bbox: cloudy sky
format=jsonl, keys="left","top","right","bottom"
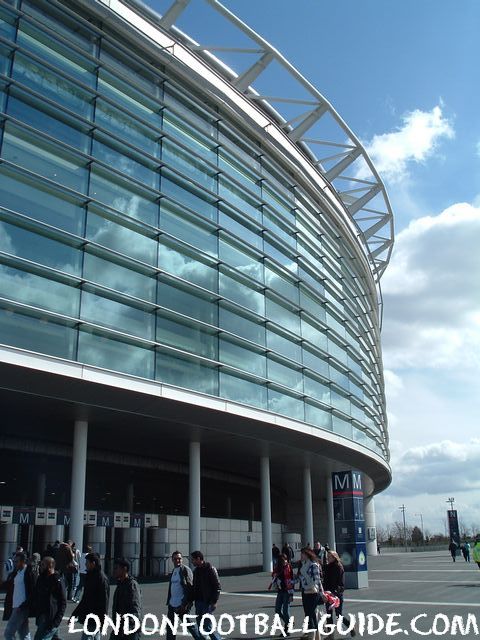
{"left": 147, "top": 0, "right": 480, "bottom": 534}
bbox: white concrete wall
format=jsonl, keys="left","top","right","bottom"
{"left": 166, "top": 515, "right": 287, "bottom": 570}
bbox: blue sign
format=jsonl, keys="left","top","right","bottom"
{"left": 332, "top": 471, "right": 368, "bottom": 576}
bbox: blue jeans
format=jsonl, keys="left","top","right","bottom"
{"left": 33, "top": 616, "right": 58, "bottom": 640}
{"left": 275, "top": 590, "right": 291, "bottom": 627}
{"left": 195, "top": 601, "right": 222, "bottom": 640}
{"left": 4, "top": 607, "right": 31, "bottom": 640}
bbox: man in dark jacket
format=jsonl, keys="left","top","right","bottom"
{"left": 3, "top": 552, "right": 35, "bottom": 640}
{"left": 111, "top": 559, "right": 141, "bottom": 640}
{"left": 33, "top": 557, "right": 66, "bottom": 640}
{"left": 71, "top": 553, "right": 110, "bottom": 640}
{"left": 190, "top": 551, "right": 221, "bottom": 640}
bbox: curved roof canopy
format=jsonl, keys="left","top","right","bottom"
{"left": 129, "top": 0, "right": 394, "bottom": 282}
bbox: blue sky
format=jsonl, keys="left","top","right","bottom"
{"left": 146, "top": 0, "right": 480, "bottom": 535}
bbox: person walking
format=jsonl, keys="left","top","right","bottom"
{"left": 3, "top": 552, "right": 35, "bottom": 640}
{"left": 448, "top": 540, "right": 458, "bottom": 562}
{"left": 272, "top": 544, "right": 280, "bottom": 570}
{"left": 72, "top": 546, "right": 92, "bottom": 603}
{"left": 165, "top": 551, "right": 201, "bottom": 640}
{"left": 270, "top": 553, "right": 293, "bottom": 634}
{"left": 71, "top": 552, "right": 110, "bottom": 640}
{"left": 190, "top": 551, "right": 222, "bottom": 640}
{"left": 32, "top": 557, "right": 66, "bottom": 640}
{"left": 323, "top": 550, "right": 356, "bottom": 637}
{"left": 111, "top": 559, "right": 141, "bottom": 640}
{"left": 461, "top": 542, "right": 471, "bottom": 563}
{"left": 71, "top": 544, "right": 81, "bottom": 603}
{"left": 313, "top": 542, "right": 324, "bottom": 563}
{"left": 55, "top": 543, "right": 75, "bottom": 600}
{"left": 472, "top": 538, "right": 480, "bottom": 569}
{"left": 28, "top": 555, "right": 41, "bottom": 585}
{"left": 298, "top": 548, "right": 324, "bottom": 640}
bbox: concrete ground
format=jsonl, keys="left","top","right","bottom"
{"left": 1, "top": 551, "right": 479, "bottom": 639}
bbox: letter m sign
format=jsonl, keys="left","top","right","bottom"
{"left": 333, "top": 471, "right": 350, "bottom": 493}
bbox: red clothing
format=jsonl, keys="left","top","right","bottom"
{"left": 272, "top": 563, "right": 293, "bottom": 591}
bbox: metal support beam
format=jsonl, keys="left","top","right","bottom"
{"left": 288, "top": 103, "right": 328, "bottom": 142}
{"left": 159, "top": 0, "right": 191, "bottom": 29}
{"left": 325, "top": 147, "right": 362, "bottom": 182}
{"left": 233, "top": 51, "right": 275, "bottom": 92}
{"left": 347, "top": 184, "right": 382, "bottom": 216}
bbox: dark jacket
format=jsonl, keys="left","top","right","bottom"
{"left": 192, "top": 562, "right": 221, "bottom": 605}
{"left": 111, "top": 576, "right": 141, "bottom": 640}
{"left": 166, "top": 565, "right": 194, "bottom": 610}
{"left": 3, "top": 565, "right": 36, "bottom": 621}
{"left": 112, "top": 576, "right": 141, "bottom": 617}
{"left": 33, "top": 571, "right": 66, "bottom": 629}
{"left": 323, "top": 561, "right": 345, "bottom": 595}
{"left": 72, "top": 566, "right": 110, "bottom": 629}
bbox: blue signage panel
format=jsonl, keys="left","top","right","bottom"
{"left": 332, "top": 470, "right": 368, "bottom": 587}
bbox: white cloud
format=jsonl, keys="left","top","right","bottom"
{"left": 363, "top": 104, "right": 454, "bottom": 182}
{"left": 381, "top": 201, "right": 480, "bottom": 370}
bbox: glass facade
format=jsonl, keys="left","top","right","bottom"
{"left": 0, "top": 0, "right": 388, "bottom": 459}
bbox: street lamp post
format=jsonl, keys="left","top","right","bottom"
{"left": 399, "top": 505, "right": 408, "bottom": 552}
{"left": 415, "top": 513, "right": 424, "bottom": 549}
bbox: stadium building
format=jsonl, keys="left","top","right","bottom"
{"left": 0, "top": 0, "right": 393, "bottom": 577}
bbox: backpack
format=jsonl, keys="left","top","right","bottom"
{"left": 4, "top": 557, "right": 14, "bottom": 574}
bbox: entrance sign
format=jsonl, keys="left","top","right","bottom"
{"left": 332, "top": 470, "right": 368, "bottom": 589}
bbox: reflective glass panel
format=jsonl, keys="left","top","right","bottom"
{"left": 0, "top": 166, "right": 85, "bottom": 234}
{"left": 85, "top": 210, "right": 157, "bottom": 265}
{"left": 80, "top": 290, "right": 154, "bottom": 340}
{"left": 83, "top": 253, "right": 156, "bottom": 302}
{"left": 219, "top": 371, "right": 267, "bottom": 409}
{"left": 156, "top": 350, "right": 218, "bottom": 395}
{"left": 156, "top": 313, "right": 217, "bottom": 359}
{"left": 0, "top": 307, "right": 76, "bottom": 359}
{"left": 78, "top": 329, "right": 154, "bottom": 378}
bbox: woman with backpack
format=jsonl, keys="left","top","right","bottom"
{"left": 269, "top": 553, "right": 294, "bottom": 633}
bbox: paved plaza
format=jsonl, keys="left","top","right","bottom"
{"left": 2, "top": 551, "right": 479, "bottom": 639}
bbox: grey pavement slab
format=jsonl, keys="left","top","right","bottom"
{"left": 2, "top": 551, "right": 480, "bottom": 639}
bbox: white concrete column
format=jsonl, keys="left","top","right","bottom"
{"left": 303, "top": 466, "right": 314, "bottom": 547}
{"left": 364, "top": 495, "right": 377, "bottom": 556}
{"left": 260, "top": 456, "right": 272, "bottom": 572}
{"left": 70, "top": 420, "right": 88, "bottom": 553}
{"left": 37, "top": 472, "right": 46, "bottom": 507}
{"left": 126, "top": 483, "right": 134, "bottom": 512}
{"left": 326, "top": 476, "right": 336, "bottom": 551}
{"left": 189, "top": 441, "right": 201, "bottom": 553}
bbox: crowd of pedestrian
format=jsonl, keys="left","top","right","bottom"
{"left": 270, "top": 541, "right": 355, "bottom": 638}
{"left": 5, "top": 534, "right": 480, "bottom": 640}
